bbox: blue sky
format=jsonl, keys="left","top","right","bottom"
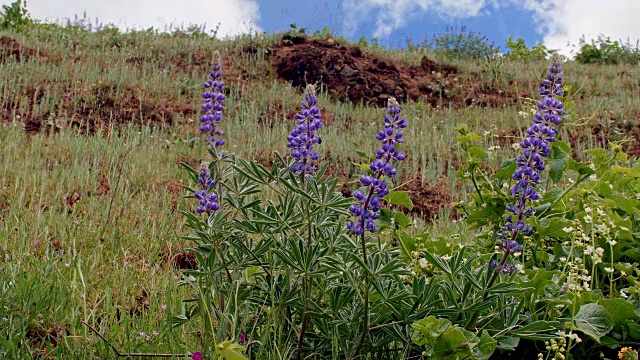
{"left": 4, "top": 0, "right": 640, "bottom": 55}
{"left": 257, "top": 0, "right": 542, "bottom": 51}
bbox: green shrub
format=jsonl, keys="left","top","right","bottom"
{"left": 409, "top": 26, "right": 499, "bottom": 60}
{"left": 505, "top": 36, "right": 550, "bottom": 61}
{"left": 0, "top": 0, "right": 32, "bottom": 32}
{"left": 575, "top": 35, "right": 640, "bottom": 65}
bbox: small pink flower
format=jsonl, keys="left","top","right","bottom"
{"left": 191, "top": 351, "right": 203, "bottom": 360}
{"left": 239, "top": 332, "right": 245, "bottom": 344}
{"left": 161, "top": 304, "right": 167, "bottom": 310}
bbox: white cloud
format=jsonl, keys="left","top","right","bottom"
{"left": 5, "top": 0, "right": 261, "bottom": 37}
{"left": 342, "top": 0, "right": 640, "bottom": 55}
{"left": 342, "top": 0, "right": 488, "bottom": 39}
{"left": 520, "top": 0, "right": 640, "bottom": 56}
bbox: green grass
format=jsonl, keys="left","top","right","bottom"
{"left": 1, "top": 25, "right": 639, "bottom": 358}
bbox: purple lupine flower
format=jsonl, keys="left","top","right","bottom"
{"left": 287, "top": 84, "right": 323, "bottom": 175}
{"left": 494, "top": 57, "right": 564, "bottom": 273}
{"left": 194, "top": 163, "right": 219, "bottom": 214}
{"left": 200, "top": 51, "right": 226, "bottom": 147}
{"left": 347, "top": 98, "right": 407, "bottom": 234}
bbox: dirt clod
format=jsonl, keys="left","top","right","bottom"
{"left": 272, "top": 37, "right": 519, "bottom": 108}
{"left": 173, "top": 251, "right": 198, "bottom": 270}
{"left": 400, "top": 176, "right": 451, "bottom": 220}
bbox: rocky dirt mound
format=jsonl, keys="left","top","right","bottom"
{"left": 271, "top": 35, "right": 522, "bottom": 108}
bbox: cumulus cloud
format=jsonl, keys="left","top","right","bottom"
{"left": 11, "top": 0, "right": 261, "bottom": 37}
{"left": 342, "top": 0, "right": 640, "bottom": 55}
{"left": 342, "top": 0, "right": 488, "bottom": 39}
{"left": 520, "top": 0, "right": 640, "bottom": 55}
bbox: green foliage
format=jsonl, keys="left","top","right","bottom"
{"left": 409, "top": 26, "right": 499, "bottom": 60}
{"left": 412, "top": 316, "right": 496, "bottom": 359}
{"left": 1, "top": 11, "right": 640, "bottom": 360}
{"left": 0, "top": 0, "right": 32, "bottom": 32}
{"left": 575, "top": 35, "right": 640, "bottom": 65}
{"left": 505, "top": 36, "right": 551, "bottom": 62}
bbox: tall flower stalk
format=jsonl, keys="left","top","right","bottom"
{"left": 347, "top": 98, "right": 407, "bottom": 235}
{"left": 467, "top": 56, "right": 565, "bottom": 329}
{"left": 194, "top": 51, "right": 226, "bottom": 214}
{"left": 287, "top": 84, "right": 323, "bottom": 176}
{"left": 191, "top": 51, "right": 229, "bottom": 355}
{"left": 200, "top": 51, "right": 226, "bottom": 148}
{"left": 287, "top": 85, "right": 323, "bottom": 360}
{"left": 348, "top": 98, "right": 406, "bottom": 358}
{"left": 496, "top": 56, "right": 564, "bottom": 273}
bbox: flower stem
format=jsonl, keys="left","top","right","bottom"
{"left": 351, "top": 227, "right": 371, "bottom": 359}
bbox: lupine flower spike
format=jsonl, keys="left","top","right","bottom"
{"left": 194, "top": 163, "right": 219, "bottom": 214}
{"left": 200, "top": 51, "right": 225, "bottom": 147}
{"left": 494, "top": 56, "right": 564, "bottom": 274}
{"left": 287, "top": 84, "right": 323, "bottom": 174}
{"left": 347, "top": 97, "right": 407, "bottom": 235}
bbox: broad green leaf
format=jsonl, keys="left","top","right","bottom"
{"left": 432, "top": 327, "right": 473, "bottom": 360}
{"left": 623, "top": 249, "right": 640, "bottom": 262}
{"left": 411, "top": 316, "right": 451, "bottom": 346}
{"left": 394, "top": 211, "right": 411, "bottom": 228}
{"left": 467, "top": 145, "right": 489, "bottom": 160}
{"left": 216, "top": 340, "right": 248, "bottom": 360}
{"left": 472, "top": 331, "right": 497, "bottom": 360}
{"left": 511, "top": 320, "right": 561, "bottom": 340}
{"left": 495, "top": 161, "right": 516, "bottom": 181}
{"left": 397, "top": 231, "right": 416, "bottom": 261}
{"left": 611, "top": 164, "right": 640, "bottom": 177}
{"left": 599, "top": 299, "right": 639, "bottom": 327}
{"left": 566, "top": 159, "right": 596, "bottom": 176}
{"left": 534, "top": 217, "right": 574, "bottom": 238}
{"left": 496, "top": 336, "right": 519, "bottom": 351}
{"left": 548, "top": 142, "right": 570, "bottom": 183}
{"left": 627, "top": 323, "right": 640, "bottom": 340}
{"left": 573, "top": 303, "right": 614, "bottom": 342}
{"left": 384, "top": 191, "right": 414, "bottom": 210}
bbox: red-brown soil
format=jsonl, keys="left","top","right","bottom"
{"left": 271, "top": 35, "right": 523, "bottom": 107}
{"left": 400, "top": 175, "right": 452, "bottom": 220}
{"left": 0, "top": 35, "right": 60, "bottom": 63}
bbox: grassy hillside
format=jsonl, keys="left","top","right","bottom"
{"left": 1, "top": 24, "right": 640, "bottom": 359}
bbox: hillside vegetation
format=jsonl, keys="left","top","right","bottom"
{"left": 1, "top": 10, "right": 640, "bottom": 360}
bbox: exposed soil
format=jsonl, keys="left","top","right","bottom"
{"left": 339, "top": 174, "right": 452, "bottom": 222}
{"left": 271, "top": 35, "right": 523, "bottom": 108}
{"left": 400, "top": 175, "right": 452, "bottom": 220}
{"left": 25, "top": 322, "right": 66, "bottom": 354}
{"left": 1, "top": 81, "right": 195, "bottom": 134}
{"left": 0, "top": 35, "right": 60, "bottom": 63}
{"left": 171, "top": 251, "right": 198, "bottom": 270}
